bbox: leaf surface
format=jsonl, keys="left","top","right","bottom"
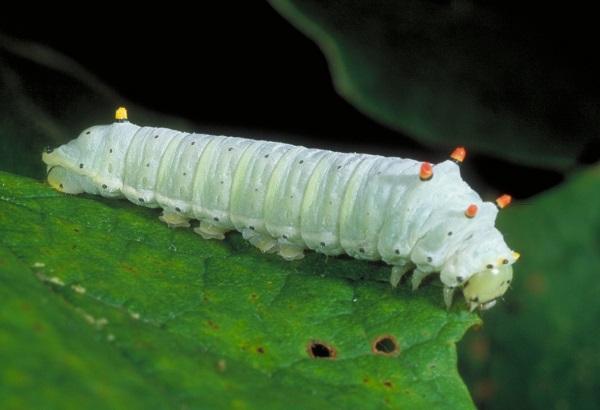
{"left": 0, "top": 171, "right": 479, "bottom": 409}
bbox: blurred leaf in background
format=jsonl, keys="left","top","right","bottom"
{"left": 460, "top": 167, "right": 600, "bottom": 409}
{"left": 269, "top": 0, "right": 600, "bottom": 170}
{"left": 0, "top": 33, "right": 196, "bottom": 179}
{"left": 0, "top": 171, "right": 479, "bottom": 409}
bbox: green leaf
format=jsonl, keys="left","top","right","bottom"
{"left": 268, "top": 0, "right": 600, "bottom": 170}
{"left": 459, "top": 167, "right": 600, "bottom": 409}
{"left": 0, "top": 171, "right": 479, "bottom": 409}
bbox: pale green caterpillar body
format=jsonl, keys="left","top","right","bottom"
{"left": 42, "top": 108, "right": 517, "bottom": 310}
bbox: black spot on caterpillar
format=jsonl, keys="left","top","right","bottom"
{"left": 41, "top": 108, "right": 518, "bottom": 311}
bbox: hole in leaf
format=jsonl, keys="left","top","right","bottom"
{"left": 307, "top": 341, "right": 336, "bottom": 359}
{"left": 372, "top": 335, "right": 399, "bottom": 356}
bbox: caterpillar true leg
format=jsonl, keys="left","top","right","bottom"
{"left": 159, "top": 211, "right": 191, "bottom": 228}
{"left": 443, "top": 286, "right": 456, "bottom": 309}
{"left": 389, "top": 264, "right": 413, "bottom": 288}
{"left": 411, "top": 268, "right": 433, "bottom": 291}
{"left": 194, "top": 221, "right": 229, "bottom": 240}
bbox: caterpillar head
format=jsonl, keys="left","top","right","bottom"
{"left": 441, "top": 227, "right": 517, "bottom": 311}
{"left": 462, "top": 264, "right": 513, "bottom": 311}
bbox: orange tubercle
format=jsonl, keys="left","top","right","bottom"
{"left": 465, "top": 204, "right": 478, "bottom": 218}
{"left": 450, "top": 146, "right": 466, "bottom": 163}
{"left": 496, "top": 194, "right": 512, "bottom": 209}
{"left": 419, "top": 162, "right": 433, "bottom": 181}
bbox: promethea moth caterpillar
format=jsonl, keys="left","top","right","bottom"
{"left": 42, "top": 107, "right": 519, "bottom": 311}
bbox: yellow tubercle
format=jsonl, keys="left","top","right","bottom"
{"left": 512, "top": 251, "right": 521, "bottom": 261}
{"left": 115, "top": 107, "right": 128, "bottom": 121}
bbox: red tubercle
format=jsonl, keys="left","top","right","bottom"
{"left": 419, "top": 162, "right": 433, "bottom": 181}
{"left": 450, "top": 146, "right": 466, "bottom": 163}
{"left": 465, "top": 204, "right": 478, "bottom": 218}
{"left": 496, "top": 194, "right": 512, "bottom": 209}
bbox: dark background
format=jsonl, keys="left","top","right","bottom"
{"left": 0, "top": 2, "right": 564, "bottom": 198}
{"left": 2, "top": 4, "right": 599, "bottom": 409}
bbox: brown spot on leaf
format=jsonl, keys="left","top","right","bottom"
{"left": 121, "top": 264, "right": 139, "bottom": 275}
{"left": 32, "top": 321, "right": 45, "bottom": 333}
{"left": 216, "top": 359, "right": 227, "bottom": 372}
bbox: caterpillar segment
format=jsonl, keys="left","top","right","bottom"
{"left": 41, "top": 107, "right": 518, "bottom": 311}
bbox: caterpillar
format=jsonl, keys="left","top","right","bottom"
{"left": 42, "top": 107, "right": 519, "bottom": 311}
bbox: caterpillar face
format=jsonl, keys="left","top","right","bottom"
{"left": 463, "top": 265, "right": 513, "bottom": 311}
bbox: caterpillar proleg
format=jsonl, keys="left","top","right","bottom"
{"left": 42, "top": 108, "right": 518, "bottom": 311}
